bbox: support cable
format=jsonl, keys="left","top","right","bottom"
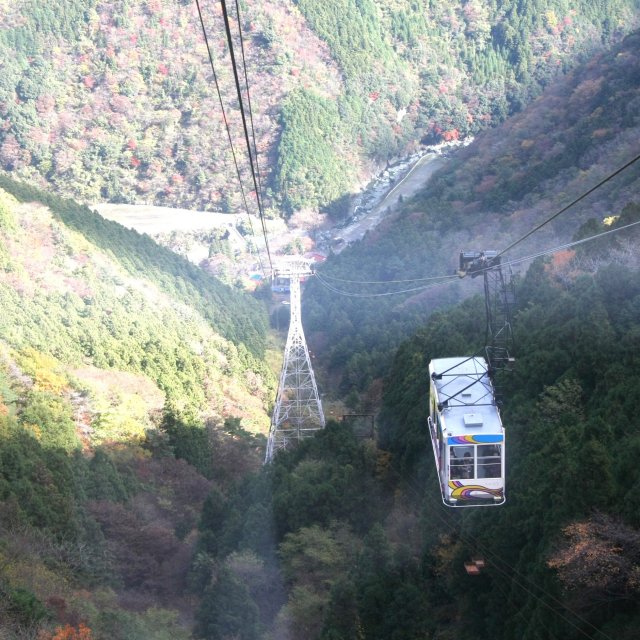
{"left": 319, "top": 154, "right": 640, "bottom": 288}
{"left": 219, "top": 0, "right": 273, "bottom": 271}
{"left": 315, "top": 219, "right": 640, "bottom": 298}
{"left": 314, "top": 270, "right": 455, "bottom": 298}
{"left": 495, "top": 153, "right": 640, "bottom": 259}
{"left": 473, "top": 545, "right": 606, "bottom": 640}
{"left": 193, "top": 0, "right": 265, "bottom": 275}
{"left": 500, "top": 218, "right": 640, "bottom": 268}
{"left": 428, "top": 503, "right": 613, "bottom": 640}
{"left": 233, "top": 0, "right": 267, "bottom": 213}
{"left": 317, "top": 271, "right": 460, "bottom": 285}
{"left": 383, "top": 165, "right": 640, "bottom": 640}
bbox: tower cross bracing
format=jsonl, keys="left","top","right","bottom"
{"left": 265, "top": 260, "right": 325, "bottom": 462}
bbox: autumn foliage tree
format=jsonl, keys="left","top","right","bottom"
{"left": 49, "top": 623, "right": 94, "bottom": 640}
{"left": 548, "top": 512, "right": 640, "bottom": 605}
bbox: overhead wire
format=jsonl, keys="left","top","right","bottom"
{"left": 386, "top": 262, "right": 618, "bottom": 640}
{"left": 379, "top": 451, "right": 607, "bottom": 640}
{"left": 314, "top": 219, "right": 640, "bottom": 298}
{"left": 190, "top": 8, "right": 640, "bottom": 283}
{"left": 340, "top": 360, "right": 614, "bottom": 639}
{"left": 489, "top": 576, "right": 552, "bottom": 640}
{"left": 500, "top": 218, "right": 640, "bottom": 268}
{"left": 313, "top": 91, "right": 637, "bottom": 640}
{"left": 193, "top": 0, "right": 266, "bottom": 275}
{"left": 317, "top": 228, "right": 638, "bottom": 638}
{"left": 495, "top": 152, "right": 640, "bottom": 258}
{"left": 219, "top": 0, "right": 273, "bottom": 271}
{"left": 314, "top": 270, "right": 456, "bottom": 298}
{"left": 477, "top": 548, "right": 606, "bottom": 640}
{"left": 316, "top": 270, "right": 460, "bottom": 285}
{"left": 312, "top": 120, "right": 626, "bottom": 640}
{"left": 316, "top": 151, "right": 640, "bottom": 290}
{"left": 190, "top": 6, "right": 632, "bottom": 632}
{"left": 458, "top": 218, "right": 640, "bottom": 282}
{"left": 383, "top": 162, "right": 640, "bottom": 640}
{"left": 233, "top": 0, "right": 267, "bottom": 214}
{"left": 430, "top": 503, "right": 614, "bottom": 640}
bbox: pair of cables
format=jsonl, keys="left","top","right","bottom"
{"left": 194, "top": 0, "right": 273, "bottom": 274}
{"left": 315, "top": 153, "right": 640, "bottom": 298}
{"left": 195, "top": 0, "right": 640, "bottom": 288}
{"left": 316, "top": 217, "right": 640, "bottom": 298}
{"left": 426, "top": 493, "right": 615, "bottom": 640}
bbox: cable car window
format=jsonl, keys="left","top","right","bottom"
{"left": 450, "top": 446, "right": 474, "bottom": 480}
{"left": 477, "top": 445, "right": 501, "bottom": 479}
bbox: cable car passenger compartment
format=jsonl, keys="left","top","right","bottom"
{"left": 428, "top": 356, "right": 505, "bottom": 507}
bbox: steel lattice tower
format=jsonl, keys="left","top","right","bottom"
{"left": 459, "top": 250, "right": 515, "bottom": 402}
{"left": 265, "top": 259, "right": 325, "bottom": 463}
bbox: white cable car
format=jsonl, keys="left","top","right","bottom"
{"left": 271, "top": 276, "right": 291, "bottom": 293}
{"left": 428, "top": 356, "right": 505, "bottom": 507}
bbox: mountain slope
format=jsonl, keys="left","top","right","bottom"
{"left": 193, "top": 231, "right": 640, "bottom": 638}
{"left": 0, "top": 174, "right": 269, "bottom": 357}
{"left": 0, "top": 179, "right": 273, "bottom": 423}
{"left": 305, "top": 29, "right": 640, "bottom": 398}
{"left": 0, "top": 181, "right": 273, "bottom": 638}
{"left": 374, "top": 241, "right": 640, "bottom": 639}
{"left": 0, "top": 0, "right": 638, "bottom": 215}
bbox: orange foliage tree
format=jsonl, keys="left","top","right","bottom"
{"left": 548, "top": 512, "right": 640, "bottom": 604}
{"left": 50, "top": 623, "right": 93, "bottom": 640}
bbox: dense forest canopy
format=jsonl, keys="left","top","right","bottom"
{"left": 375, "top": 235, "right": 640, "bottom": 640}
{"left": 193, "top": 220, "right": 640, "bottom": 638}
{"left": 0, "top": 178, "right": 273, "bottom": 636}
{"left": 0, "top": 0, "right": 638, "bottom": 215}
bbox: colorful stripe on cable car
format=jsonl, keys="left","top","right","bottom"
{"left": 447, "top": 434, "right": 504, "bottom": 445}
{"left": 449, "top": 481, "right": 504, "bottom": 501}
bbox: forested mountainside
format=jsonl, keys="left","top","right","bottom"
{"left": 193, "top": 225, "right": 640, "bottom": 639}
{"left": 1, "top": 0, "right": 638, "bottom": 215}
{"left": 0, "top": 182, "right": 273, "bottom": 638}
{"left": 4, "top": 196, "right": 634, "bottom": 638}
{"left": 0, "top": 175, "right": 268, "bottom": 357}
{"left": 305, "top": 29, "right": 640, "bottom": 400}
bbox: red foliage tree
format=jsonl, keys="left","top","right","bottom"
{"left": 0, "top": 134, "right": 31, "bottom": 169}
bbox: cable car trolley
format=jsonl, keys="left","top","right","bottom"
{"left": 428, "top": 356, "right": 505, "bottom": 507}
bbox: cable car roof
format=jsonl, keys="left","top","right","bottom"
{"left": 429, "top": 357, "right": 503, "bottom": 438}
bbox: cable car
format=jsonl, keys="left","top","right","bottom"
{"left": 271, "top": 276, "right": 290, "bottom": 293}
{"left": 428, "top": 356, "right": 505, "bottom": 507}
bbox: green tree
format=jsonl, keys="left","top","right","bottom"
{"left": 195, "top": 567, "right": 260, "bottom": 640}
{"left": 275, "top": 89, "right": 352, "bottom": 215}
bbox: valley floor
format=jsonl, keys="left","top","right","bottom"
{"left": 92, "top": 149, "right": 447, "bottom": 270}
